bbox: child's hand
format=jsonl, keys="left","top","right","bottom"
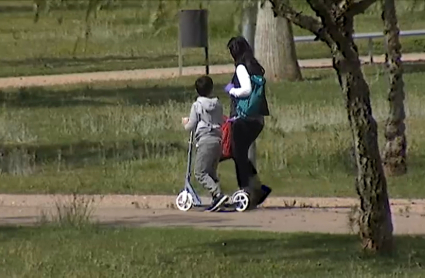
{"left": 182, "top": 117, "right": 189, "bottom": 125}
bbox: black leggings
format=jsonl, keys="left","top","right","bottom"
{"left": 231, "top": 118, "right": 263, "bottom": 189}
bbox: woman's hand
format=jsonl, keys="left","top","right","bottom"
{"left": 224, "top": 83, "right": 234, "bottom": 93}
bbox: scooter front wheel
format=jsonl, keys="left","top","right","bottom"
{"left": 176, "top": 191, "right": 194, "bottom": 211}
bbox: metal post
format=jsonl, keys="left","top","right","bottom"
{"left": 383, "top": 37, "right": 389, "bottom": 56}
{"left": 368, "top": 38, "right": 374, "bottom": 64}
{"left": 178, "top": 26, "right": 183, "bottom": 76}
{"left": 204, "top": 47, "right": 209, "bottom": 75}
{"left": 178, "top": 9, "right": 208, "bottom": 76}
{"left": 383, "top": 37, "right": 390, "bottom": 88}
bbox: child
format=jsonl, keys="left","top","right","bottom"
{"left": 182, "top": 75, "right": 229, "bottom": 212}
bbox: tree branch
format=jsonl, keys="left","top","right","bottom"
{"left": 346, "top": 0, "right": 378, "bottom": 16}
{"left": 307, "top": 0, "right": 359, "bottom": 61}
{"left": 269, "top": 0, "right": 332, "bottom": 44}
{"left": 306, "top": 0, "right": 343, "bottom": 40}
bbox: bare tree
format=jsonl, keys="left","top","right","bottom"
{"left": 241, "top": 2, "right": 259, "bottom": 168}
{"left": 241, "top": 2, "right": 258, "bottom": 50}
{"left": 270, "top": 0, "right": 393, "bottom": 252}
{"left": 255, "top": 0, "right": 302, "bottom": 81}
{"left": 381, "top": 0, "right": 407, "bottom": 176}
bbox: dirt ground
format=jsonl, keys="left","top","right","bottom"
{"left": 1, "top": 53, "right": 424, "bottom": 89}
{"left": 0, "top": 194, "right": 424, "bottom": 234}
{"left": 1, "top": 55, "right": 425, "bottom": 234}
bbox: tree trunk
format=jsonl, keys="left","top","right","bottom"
{"left": 241, "top": 4, "right": 257, "bottom": 51}
{"left": 254, "top": 1, "right": 302, "bottom": 81}
{"left": 241, "top": 3, "right": 258, "bottom": 168}
{"left": 269, "top": 0, "right": 394, "bottom": 253}
{"left": 339, "top": 57, "right": 394, "bottom": 252}
{"left": 381, "top": 0, "right": 407, "bottom": 176}
{"left": 280, "top": 10, "right": 302, "bottom": 81}
{"left": 331, "top": 17, "right": 394, "bottom": 252}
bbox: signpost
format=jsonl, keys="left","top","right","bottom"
{"left": 178, "top": 9, "right": 209, "bottom": 76}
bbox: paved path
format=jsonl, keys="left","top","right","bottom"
{"left": 0, "top": 53, "right": 424, "bottom": 89}
{"left": 1, "top": 194, "right": 424, "bottom": 234}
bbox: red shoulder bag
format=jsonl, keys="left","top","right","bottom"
{"left": 221, "top": 115, "right": 232, "bottom": 160}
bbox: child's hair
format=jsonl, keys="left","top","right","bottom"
{"left": 195, "top": 75, "right": 214, "bottom": 97}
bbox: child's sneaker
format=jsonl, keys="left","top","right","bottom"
{"left": 256, "top": 185, "right": 272, "bottom": 206}
{"left": 205, "top": 193, "right": 229, "bottom": 212}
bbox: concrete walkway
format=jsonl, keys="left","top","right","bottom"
{"left": 0, "top": 194, "right": 424, "bottom": 234}
{"left": 0, "top": 53, "right": 424, "bottom": 89}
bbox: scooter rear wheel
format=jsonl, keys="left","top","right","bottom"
{"left": 232, "top": 191, "right": 250, "bottom": 212}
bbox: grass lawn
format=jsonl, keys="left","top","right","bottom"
{"left": 0, "top": 225, "right": 423, "bottom": 277}
{"left": 1, "top": 64, "right": 425, "bottom": 197}
{"left": 0, "top": 0, "right": 424, "bottom": 77}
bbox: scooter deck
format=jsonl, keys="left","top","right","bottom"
{"left": 188, "top": 205, "right": 239, "bottom": 213}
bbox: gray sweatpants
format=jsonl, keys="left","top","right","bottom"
{"left": 194, "top": 138, "right": 222, "bottom": 197}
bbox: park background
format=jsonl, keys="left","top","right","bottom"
{"left": 0, "top": 0, "right": 425, "bottom": 277}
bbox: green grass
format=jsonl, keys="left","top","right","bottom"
{"left": 0, "top": 0, "right": 424, "bottom": 77}
{"left": 1, "top": 64, "right": 425, "bottom": 197}
{"left": 0, "top": 226, "right": 424, "bottom": 277}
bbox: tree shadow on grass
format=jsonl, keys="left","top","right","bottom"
{"left": 0, "top": 54, "right": 177, "bottom": 69}
{"left": 0, "top": 83, "right": 205, "bottom": 108}
{"left": 367, "top": 62, "right": 425, "bottom": 76}
{"left": 402, "top": 62, "right": 425, "bottom": 74}
{"left": 0, "top": 138, "right": 186, "bottom": 174}
{"left": 0, "top": 1, "right": 148, "bottom": 14}
{"left": 0, "top": 225, "right": 45, "bottom": 243}
{"left": 197, "top": 233, "right": 425, "bottom": 276}
{"left": 326, "top": 146, "right": 357, "bottom": 176}
{"left": 326, "top": 149, "right": 425, "bottom": 181}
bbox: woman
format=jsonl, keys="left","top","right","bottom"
{"left": 225, "top": 36, "right": 272, "bottom": 207}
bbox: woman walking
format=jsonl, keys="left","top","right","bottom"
{"left": 224, "top": 36, "right": 272, "bottom": 208}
